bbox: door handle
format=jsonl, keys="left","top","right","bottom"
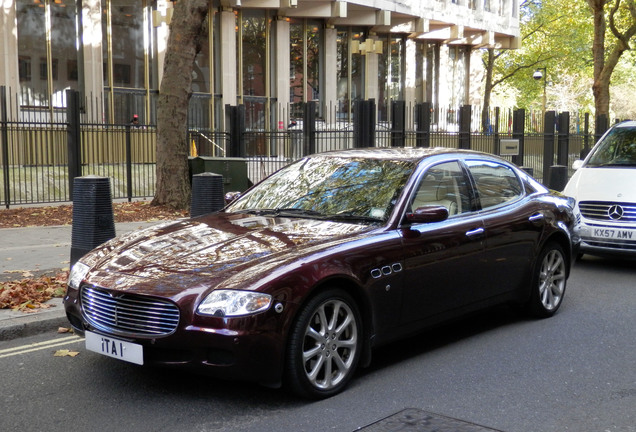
{"left": 465, "top": 227, "right": 485, "bottom": 238}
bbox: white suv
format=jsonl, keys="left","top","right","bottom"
{"left": 564, "top": 120, "right": 636, "bottom": 258}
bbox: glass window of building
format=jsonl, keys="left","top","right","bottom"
{"left": 378, "top": 36, "right": 404, "bottom": 122}
{"left": 17, "top": 0, "right": 79, "bottom": 111}
{"left": 290, "top": 19, "right": 303, "bottom": 105}
{"left": 306, "top": 21, "right": 321, "bottom": 103}
{"left": 241, "top": 9, "right": 267, "bottom": 98}
{"left": 240, "top": 9, "right": 269, "bottom": 130}
{"left": 102, "top": 0, "right": 155, "bottom": 124}
{"left": 289, "top": 19, "right": 322, "bottom": 120}
{"left": 336, "top": 28, "right": 364, "bottom": 121}
{"left": 188, "top": 10, "right": 211, "bottom": 129}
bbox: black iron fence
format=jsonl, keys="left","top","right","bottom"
{"left": 1, "top": 86, "right": 610, "bottom": 209}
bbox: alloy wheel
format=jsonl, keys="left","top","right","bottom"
{"left": 300, "top": 298, "right": 359, "bottom": 391}
{"left": 538, "top": 248, "right": 566, "bottom": 311}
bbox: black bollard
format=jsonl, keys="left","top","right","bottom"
{"left": 191, "top": 172, "right": 225, "bottom": 217}
{"left": 70, "top": 176, "right": 115, "bottom": 266}
{"left": 547, "top": 165, "right": 568, "bottom": 191}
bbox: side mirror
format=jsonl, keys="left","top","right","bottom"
{"left": 572, "top": 160, "right": 584, "bottom": 170}
{"left": 225, "top": 191, "right": 241, "bottom": 204}
{"left": 405, "top": 205, "right": 449, "bottom": 224}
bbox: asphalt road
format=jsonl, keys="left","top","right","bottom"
{"left": 1, "top": 255, "right": 634, "bottom": 432}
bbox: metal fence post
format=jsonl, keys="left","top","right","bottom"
{"left": 458, "top": 105, "right": 471, "bottom": 149}
{"left": 512, "top": 108, "right": 525, "bottom": 166}
{"left": 1, "top": 86, "right": 11, "bottom": 208}
{"left": 543, "top": 111, "right": 556, "bottom": 185}
{"left": 557, "top": 111, "right": 570, "bottom": 166}
{"left": 125, "top": 125, "right": 133, "bottom": 202}
{"left": 415, "top": 102, "right": 431, "bottom": 147}
{"left": 226, "top": 104, "right": 246, "bottom": 158}
{"left": 66, "top": 89, "right": 82, "bottom": 199}
{"left": 492, "top": 107, "right": 500, "bottom": 155}
{"left": 391, "top": 100, "right": 405, "bottom": 147}
{"left": 581, "top": 112, "right": 591, "bottom": 159}
{"left": 303, "top": 101, "right": 316, "bottom": 155}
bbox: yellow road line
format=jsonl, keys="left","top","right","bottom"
{"left": 0, "top": 335, "right": 83, "bottom": 358}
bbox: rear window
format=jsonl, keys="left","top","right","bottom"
{"left": 466, "top": 160, "right": 523, "bottom": 209}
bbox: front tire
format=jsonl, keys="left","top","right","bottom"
{"left": 285, "top": 289, "right": 362, "bottom": 399}
{"left": 527, "top": 242, "right": 567, "bottom": 318}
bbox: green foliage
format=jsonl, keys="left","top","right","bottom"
{"left": 486, "top": 0, "right": 594, "bottom": 111}
{"left": 484, "top": 0, "right": 636, "bottom": 117}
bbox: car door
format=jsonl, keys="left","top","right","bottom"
{"left": 399, "top": 160, "right": 487, "bottom": 326}
{"left": 465, "top": 159, "right": 545, "bottom": 298}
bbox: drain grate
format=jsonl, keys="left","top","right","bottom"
{"left": 356, "top": 408, "right": 504, "bottom": 432}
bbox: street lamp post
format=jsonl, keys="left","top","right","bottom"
{"left": 533, "top": 67, "right": 547, "bottom": 116}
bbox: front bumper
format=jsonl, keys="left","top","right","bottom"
{"left": 63, "top": 289, "right": 288, "bottom": 387}
{"left": 577, "top": 221, "right": 636, "bottom": 258}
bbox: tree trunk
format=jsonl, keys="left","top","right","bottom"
{"left": 589, "top": 0, "right": 609, "bottom": 116}
{"left": 152, "top": 0, "right": 209, "bottom": 210}
{"left": 588, "top": 0, "right": 636, "bottom": 117}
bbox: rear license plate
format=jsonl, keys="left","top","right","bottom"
{"left": 590, "top": 228, "right": 634, "bottom": 240}
{"left": 85, "top": 331, "right": 144, "bottom": 365}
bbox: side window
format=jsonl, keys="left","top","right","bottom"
{"left": 410, "top": 161, "right": 472, "bottom": 217}
{"left": 466, "top": 160, "right": 523, "bottom": 209}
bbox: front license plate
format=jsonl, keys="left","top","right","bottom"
{"left": 85, "top": 331, "right": 144, "bottom": 365}
{"left": 590, "top": 228, "right": 634, "bottom": 240}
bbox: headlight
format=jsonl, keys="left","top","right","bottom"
{"left": 197, "top": 290, "right": 272, "bottom": 317}
{"left": 68, "top": 262, "right": 90, "bottom": 290}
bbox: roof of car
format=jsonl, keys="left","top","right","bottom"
{"left": 310, "top": 147, "right": 488, "bottom": 162}
{"left": 614, "top": 120, "right": 636, "bottom": 128}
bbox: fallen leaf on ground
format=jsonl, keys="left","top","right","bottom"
{"left": 0, "top": 271, "right": 69, "bottom": 311}
{"left": 54, "top": 350, "right": 80, "bottom": 357}
{"left": 0, "top": 201, "right": 188, "bottom": 309}
{"left": 0, "top": 201, "right": 188, "bottom": 228}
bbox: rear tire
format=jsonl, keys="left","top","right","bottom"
{"left": 285, "top": 289, "right": 362, "bottom": 399}
{"left": 526, "top": 242, "right": 567, "bottom": 318}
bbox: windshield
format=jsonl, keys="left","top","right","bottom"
{"left": 587, "top": 127, "right": 636, "bottom": 167}
{"left": 227, "top": 156, "right": 415, "bottom": 223}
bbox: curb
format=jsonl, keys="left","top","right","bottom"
{"left": 1, "top": 221, "right": 162, "bottom": 342}
{"left": 0, "top": 298, "right": 68, "bottom": 341}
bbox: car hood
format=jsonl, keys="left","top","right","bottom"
{"left": 81, "top": 213, "right": 375, "bottom": 297}
{"left": 564, "top": 167, "right": 636, "bottom": 203}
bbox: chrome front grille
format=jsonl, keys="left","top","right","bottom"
{"left": 81, "top": 286, "right": 180, "bottom": 336}
{"left": 579, "top": 201, "right": 636, "bottom": 223}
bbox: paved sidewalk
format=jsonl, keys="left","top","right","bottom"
{"left": 0, "top": 221, "right": 159, "bottom": 341}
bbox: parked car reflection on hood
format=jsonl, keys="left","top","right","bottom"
{"left": 64, "top": 147, "right": 577, "bottom": 399}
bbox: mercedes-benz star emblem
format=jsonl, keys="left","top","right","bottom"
{"left": 608, "top": 205, "right": 624, "bottom": 220}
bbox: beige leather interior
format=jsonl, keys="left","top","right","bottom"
{"left": 411, "top": 177, "right": 461, "bottom": 215}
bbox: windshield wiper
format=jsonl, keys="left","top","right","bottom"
{"left": 275, "top": 208, "right": 325, "bottom": 218}
{"left": 326, "top": 213, "right": 384, "bottom": 224}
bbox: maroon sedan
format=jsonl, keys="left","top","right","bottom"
{"left": 64, "top": 148, "right": 576, "bottom": 398}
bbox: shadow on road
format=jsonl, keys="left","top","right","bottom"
{"left": 360, "top": 304, "right": 522, "bottom": 377}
